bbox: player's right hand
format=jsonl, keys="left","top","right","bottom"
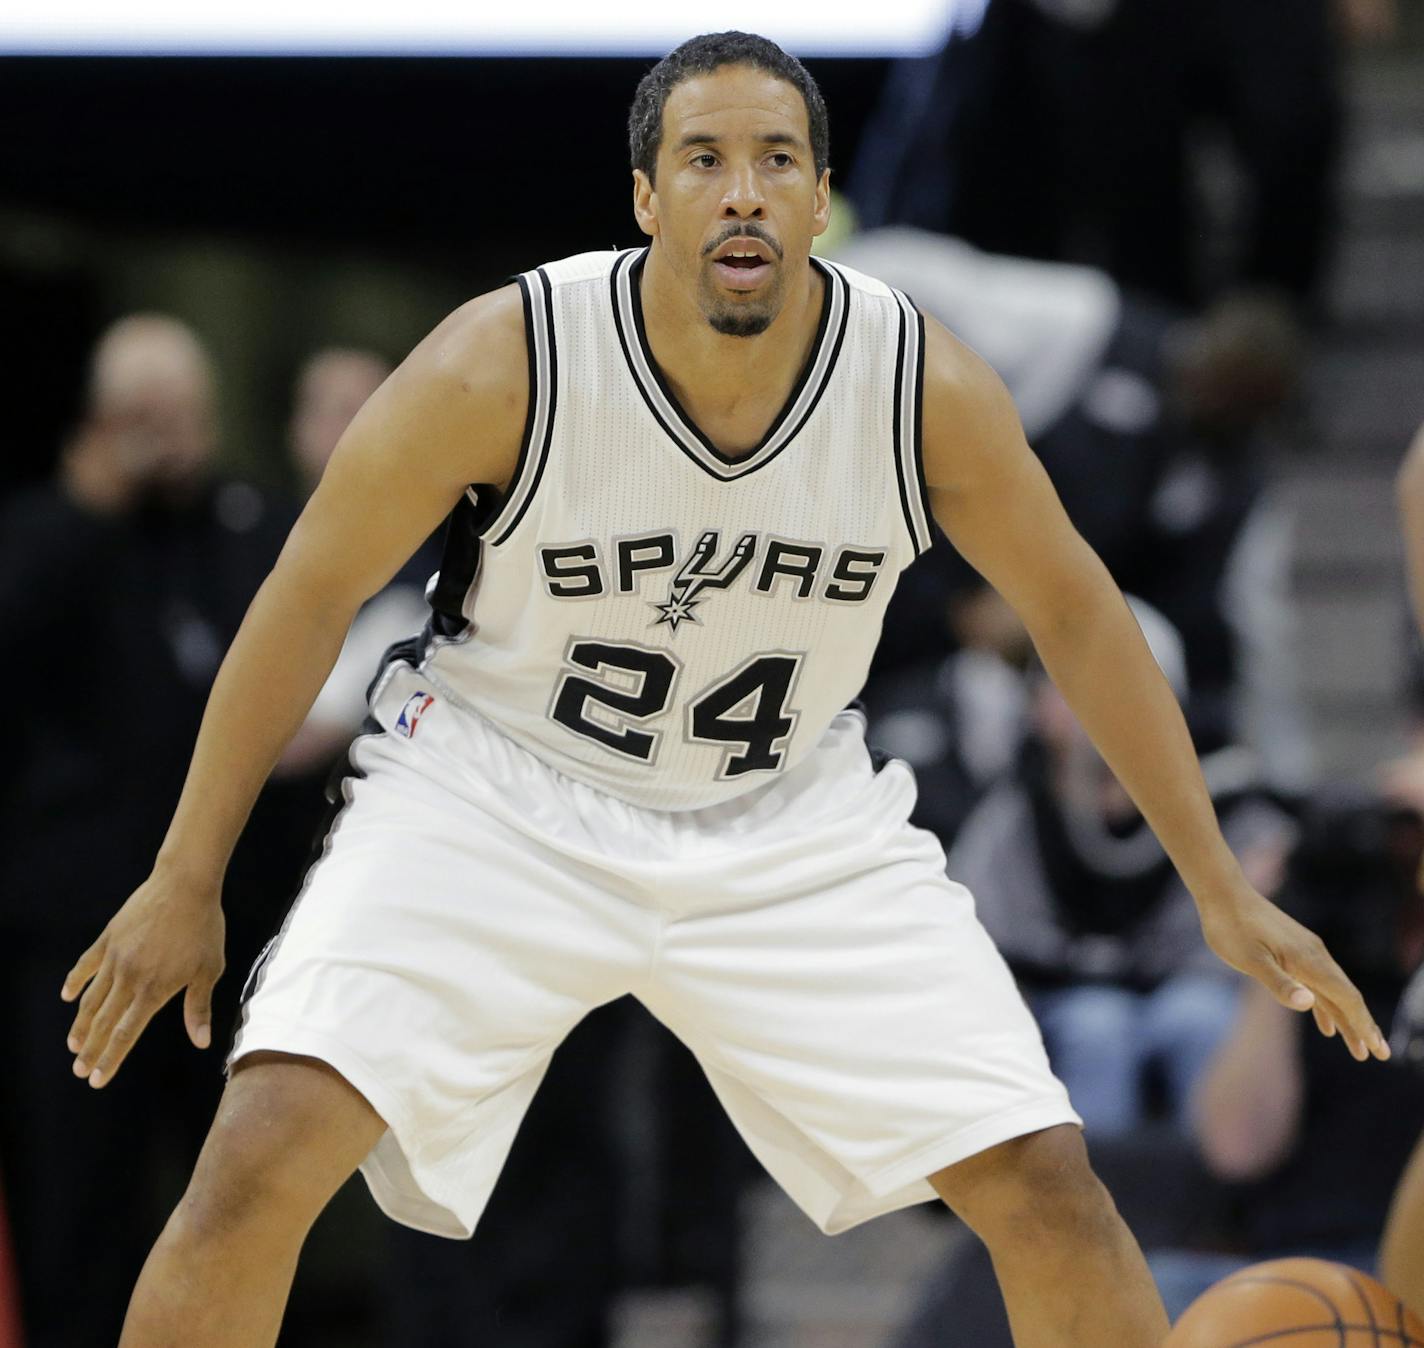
{"left": 60, "top": 872, "right": 226, "bottom": 1089}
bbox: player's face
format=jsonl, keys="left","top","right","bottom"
{"left": 634, "top": 65, "right": 831, "bottom": 337}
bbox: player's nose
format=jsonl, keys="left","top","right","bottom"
{"left": 720, "top": 164, "right": 765, "bottom": 217}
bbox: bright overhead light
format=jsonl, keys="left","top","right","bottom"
{"left": 0, "top": 1, "right": 957, "bottom": 56}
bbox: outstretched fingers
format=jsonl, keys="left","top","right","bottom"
{"left": 67, "top": 960, "right": 113, "bottom": 1061}
{"left": 69, "top": 957, "right": 169, "bottom": 1088}
{"left": 60, "top": 878, "right": 227, "bottom": 1086}
{"left": 85, "top": 1002, "right": 162, "bottom": 1088}
{"left": 1276, "top": 941, "right": 1389, "bottom": 1061}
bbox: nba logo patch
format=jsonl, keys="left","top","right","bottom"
{"left": 395, "top": 690, "right": 435, "bottom": 739}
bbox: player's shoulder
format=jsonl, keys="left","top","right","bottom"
{"left": 816, "top": 254, "right": 902, "bottom": 307}
{"left": 918, "top": 308, "right": 1012, "bottom": 417}
{"left": 350, "top": 284, "right": 530, "bottom": 490}
{"left": 520, "top": 247, "right": 638, "bottom": 292}
{"left": 416, "top": 282, "right": 527, "bottom": 392}
{"left": 916, "top": 309, "right": 1025, "bottom": 488}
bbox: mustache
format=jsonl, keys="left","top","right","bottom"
{"left": 702, "top": 223, "right": 783, "bottom": 261}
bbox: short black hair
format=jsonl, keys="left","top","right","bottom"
{"left": 628, "top": 32, "right": 830, "bottom": 184}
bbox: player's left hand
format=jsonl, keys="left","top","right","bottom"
{"left": 1199, "top": 885, "right": 1391, "bottom": 1062}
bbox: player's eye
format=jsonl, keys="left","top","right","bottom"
{"left": 691, "top": 153, "right": 718, "bottom": 169}
{"left": 767, "top": 152, "right": 794, "bottom": 168}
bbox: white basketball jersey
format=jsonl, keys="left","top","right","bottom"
{"left": 410, "top": 247, "right": 933, "bottom": 812}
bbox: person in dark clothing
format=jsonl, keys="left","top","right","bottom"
{"left": 946, "top": 603, "right": 1294, "bottom": 1137}
{"left": 850, "top": 0, "right": 1345, "bottom": 309}
{"left": 848, "top": 226, "right": 1308, "bottom": 785}
{"left": 893, "top": 788, "right": 1423, "bottom": 1346}
{"left": 1150, "top": 792, "right": 1424, "bottom": 1318}
{"left": 0, "top": 315, "right": 289, "bottom": 1347}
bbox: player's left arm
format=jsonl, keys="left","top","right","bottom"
{"left": 918, "top": 313, "right": 1389, "bottom": 1063}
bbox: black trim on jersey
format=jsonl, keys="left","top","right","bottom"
{"left": 492, "top": 267, "right": 559, "bottom": 546}
{"left": 486, "top": 272, "right": 539, "bottom": 531}
{"left": 426, "top": 485, "right": 504, "bottom": 638}
{"left": 910, "top": 305, "right": 934, "bottom": 552}
{"left": 890, "top": 300, "right": 916, "bottom": 556}
{"left": 628, "top": 249, "right": 831, "bottom": 467}
{"left": 889, "top": 290, "right": 933, "bottom": 556}
{"left": 609, "top": 249, "right": 696, "bottom": 469}
{"left": 611, "top": 247, "right": 850, "bottom": 482}
{"left": 790, "top": 258, "right": 853, "bottom": 445}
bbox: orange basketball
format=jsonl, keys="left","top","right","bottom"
{"left": 1165, "top": 1258, "right": 1424, "bottom": 1346}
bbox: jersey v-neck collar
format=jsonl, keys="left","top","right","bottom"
{"left": 609, "top": 246, "right": 850, "bottom": 481}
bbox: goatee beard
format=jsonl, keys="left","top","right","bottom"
{"left": 708, "top": 309, "right": 773, "bottom": 338}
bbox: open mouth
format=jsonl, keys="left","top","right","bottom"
{"left": 710, "top": 246, "right": 774, "bottom": 292}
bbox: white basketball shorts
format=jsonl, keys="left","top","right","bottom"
{"left": 230, "top": 660, "right": 1079, "bottom": 1238}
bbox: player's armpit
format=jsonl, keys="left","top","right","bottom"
{"left": 279, "top": 283, "right": 530, "bottom": 613}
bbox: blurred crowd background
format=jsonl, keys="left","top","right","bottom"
{"left": 2, "top": 2, "right": 1424, "bottom": 1344}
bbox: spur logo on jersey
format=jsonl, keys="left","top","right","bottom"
{"left": 654, "top": 530, "right": 756, "bottom": 631}
{"left": 394, "top": 690, "right": 435, "bottom": 738}
{"left": 537, "top": 530, "right": 887, "bottom": 632}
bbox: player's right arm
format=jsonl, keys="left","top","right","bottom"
{"left": 61, "top": 285, "right": 529, "bottom": 1089}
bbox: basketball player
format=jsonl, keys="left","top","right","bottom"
{"left": 1381, "top": 988, "right": 1424, "bottom": 1315}
{"left": 1380, "top": 420, "right": 1424, "bottom": 1317}
{"left": 66, "top": 34, "right": 1390, "bottom": 1348}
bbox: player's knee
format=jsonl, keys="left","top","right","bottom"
{"left": 929, "top": 1125, "right": 1118, "bottom": 1249}
{"left": 176, "top": 1052, "right": 383, "bottom": 1241}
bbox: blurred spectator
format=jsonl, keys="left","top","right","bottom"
{"left": 866, "top": 581, "right": 1034, "bottom": 847}
{"left": 1148, "top": 790, "right": 1424, "bottom": 1318}
{"left": 231, "top": 348, "right": 413, "bottom": 969}
{"left": 849, "top": 0, "right": 1347, "bottom": 309}
{"left": 946, "top": 599, "right": 1294, "bottom": 1137}
{"left": 288, "top": 347, "right": 393, "bottom": 490}
{"left": 842, "top": 224, "right": 1311, "bottom": 786}
{"left": 0, "top": 315, "right": 289, "bottom": 1346}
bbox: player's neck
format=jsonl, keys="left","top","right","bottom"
{"left": 639, "top": 244, "right": 824, "bottom": 457}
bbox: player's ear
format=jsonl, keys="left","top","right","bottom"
{"left": 633, "top": 169, "right": 658, "bottom": 238}
{"left": 811, "top": 168, "right": 832, "bottom": 238}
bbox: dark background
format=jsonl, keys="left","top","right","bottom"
{"left": 0, "top": 54, "right": 892, "bottom": 495}
{"left": 0, "top": 57, "right": 889, "bottom": 255}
